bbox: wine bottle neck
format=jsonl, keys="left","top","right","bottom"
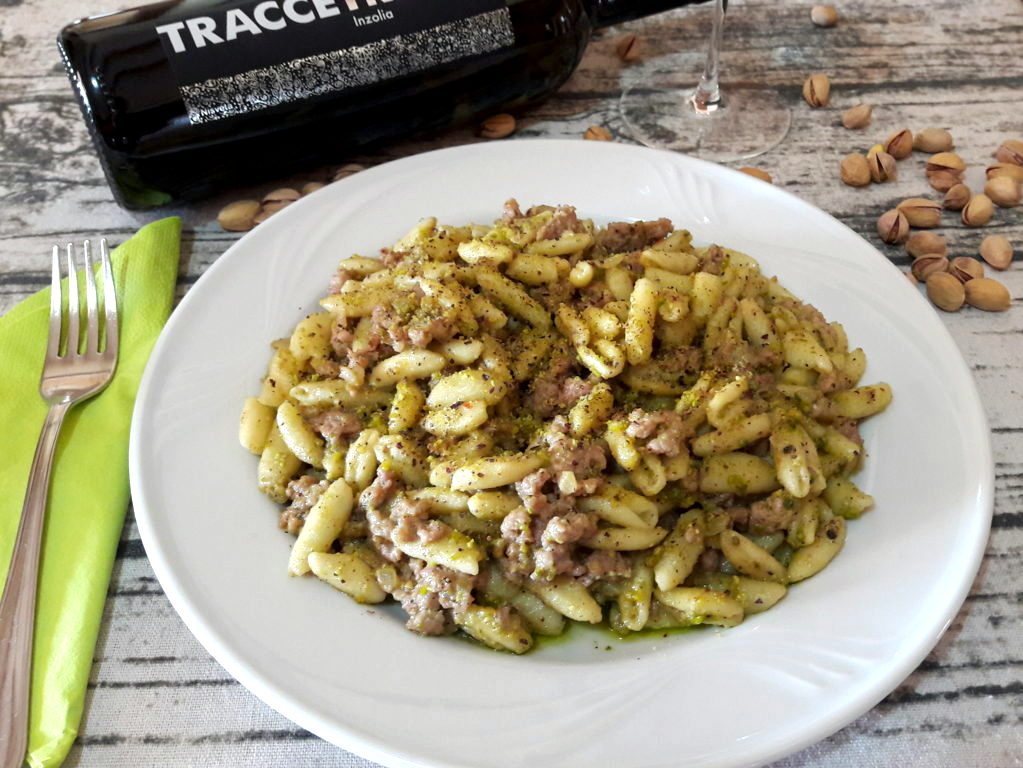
{"left": 588, "top": 0, "right": 697, "bottom": 28}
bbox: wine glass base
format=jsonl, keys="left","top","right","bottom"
{"left": 620, "top": 81, "right": 791, "bottom": 163}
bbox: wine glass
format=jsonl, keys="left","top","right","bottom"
{"left": 619, "top": 0, "right": 790, "bottom": 162}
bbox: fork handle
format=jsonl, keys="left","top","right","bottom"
{"left": 0, "top": 401, "right": 70, "bottom": 768}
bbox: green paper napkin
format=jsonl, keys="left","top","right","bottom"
{"left": 0, "top": 218, "right": 181, "bottom": 768}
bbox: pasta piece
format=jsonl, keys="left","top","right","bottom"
{"left": 374, "top": 434, "right": 429, "bottom": 486}
{"left": 476, "top": 268, "right": 552, "bottom": 330}
{"left": 506, "top": 254, "right": 560, "bottom": 285}
{"left": 388, "top": 380, "right": 426, "bottom": 433}
{"left": 577, "top": 483, "right": 659, "bottom": 527}
{"left": 307, "top": 552, "right": 387, "bottom": 604}
{"left": 427, "top": 369, "right": 509, "bottom": 408}
{"left": 239, "top": 397, "right": 275, "bottom": 455}
{"left": 368, "top": 349, "right": 447, "bottom": 388}
{"left": 525, "top": 232, "right": 592, "bottom": 256}
{"left": 823, "top": 477, "right": 874, "bottom": 519}
{"left": 439, "top": 338, "right": 484, "bottom": 366}
{"left": 344, "top": 429, "right": 380, "bottom": 491}
{"left": 457, "top": 605, "right": 533, "bottom": 654}
{"left": 568, "top": 383, "right": 614, "bottom": 437}
{"left": 467, "top": 491, "right": 521, "bottom": 520}
{"left": 406, "top": 487, "right": 470, "bottom": 513}
{"left": 583, "top": 526, "right": 669, "bottom": 551}
{"left": 528, "top": 576, "right": 603, "bottom": 624}
{"left": 257, "top": 424, "right": 302, "bottom": 503}
{"left": 699, "top": 452, "right": 779, "bottom": 495}
{"left": 720, "top": 530, "right": 787, "bottom": 583}
{"left": 288, "top": 478, "right": 354, "bottom": 575}
{"left": 652, "top": 510, "right": 705, "bottom": 591}
{"left": 782, "top": 329, "right": 834, "bottom": 373}
{"left": 393, "top": 529, "right": 482, "bottom": 575}
{"left": 257, "top": 344, "right": 299, "bottom": 407}
{"left": 616, "top": 563, "right": 654, "bottom": 632}
{"left": 693, "top": 573, "right": 787, "bottom": 614}
{"left": 451, "top": 454, "right": 546, "bottom": 491}
{"left": 787, "top": 518, "right": 846, "bottom": 582}
{"left": 830, "top": 383, "right": 893, "bottom": 419}
{"left": 276, "top": 400, "right": 324, "bottom": 467}
{"left": 655, "top": 587, "right": 743, "bottom": 627}
{"left": 288, "top": 312, "right": 332, "bottom": 363}
{"left": 770, "top": 421, "right": 825, "bottom": 499}
{"left": 421, "top": 400, "right": 489, "bottom": 438}
{"left": 624, "top": 277, "right": 658, "bottom": 365}
{"left": 691, "top": 413, "right": 773, "bottom": 457}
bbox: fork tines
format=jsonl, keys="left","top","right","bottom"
{"left": 49, "top": 239, "right": 118, "bottom": 360}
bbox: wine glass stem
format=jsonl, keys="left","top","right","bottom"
{"left": 692, "top": 0, "right": 724, "bottom": 113}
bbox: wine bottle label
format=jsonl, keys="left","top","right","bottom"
{"left": 155, "top": 0, "right": 514, "bottom": 125}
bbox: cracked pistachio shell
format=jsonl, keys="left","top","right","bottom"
{"left": 840, "top": 153, "right": 871, "bottom": 187}
{"left": 913, "top": 128, "right": 954, "bottom": 153}
{"left": 994, "top": 139, "right": 1023, "bottom": 166}
{"left": 986, "top": 163, "right": 1023, "bottom": 183}
{"left": 965, "top": 278, "right": 1011, "bottom": 311}
{"left": 911, "top": 254, "right": 949, "bottom": 281}
{"left": 926, "top": 272, "right": 965, "bottom": 312}
{"left": 884, "top": 129, "right": 914, "bottom": 160}
{"left": 984, "top": 176, "right": 1021, "bottom": 207}
{"left": 877, "top": 209, "right": 910, "bottom": 244}
{"left": 948, "top": 257, "right": 984, "bottom": 283}
{"left": 897, "top": 197, "right": 942, "bottom": 228}
{"left": 906, "top": 231, "right": 947, "bottom": 259}
{"left": 217, "top": 199, "right": 260, "bottom": 232}
{"left": 927, "top": 169, "right": 964, "bottom": 193}
{"left": 961, "top": 194, "right": 994, "bottom": 227}
{"left": 979, "top": 235, "right": 1013, "bottom": 270}
{"left": 867, "top": 146, "right": 897, "bottom": 183}
{"left": 803, "top": 73, "right": 831, "bottom": 107}
{"left": 926, "top": 152, "right": 966, "bottom": 173}
{"left": 943, "top": 183, "right": 971, "bottom": 210}
{"left": 841, "top": 103, "right": 872, "bottom": 129}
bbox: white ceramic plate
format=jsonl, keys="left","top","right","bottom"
{"left": 130, "top": 140, "right": 992, "bottom": 768}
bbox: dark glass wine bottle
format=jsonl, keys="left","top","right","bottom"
{"left": 59, "top": 0, "right": 701, "bottom": 209}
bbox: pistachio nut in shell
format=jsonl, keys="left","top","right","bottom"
{"left": 965, "top": 278, "right": 1011, "bottom": 312}
{"left": 906, "top": 231, "right": 947, "bottom": 259}
{"left": 867, "top": 147, "right": 897, "bottom": 183}
{"left": 911, "top": 254, "right": 949, "bottom": 281}
{"left": 884, "top": 129, "right": 914, "bottom": 160}
{"left": 913, "top": 128, "right": 954, "bottom": 153}
{"left": 897, "top": 197, "right": 942, "bottom": 228}
{"left": 927, "top": 170, "right": 963, "bottom": 193}
{"left": 994, "top": 139, "right": 1023, "bottom": 166}
{"left": 262, "top": 187, "right": 300, "bottom": 203}
{"left": 841, "top": 103, "right": 872, "bottom": 130}
{"left": 961, "top": 194, "right": 994, "bottom": 227}
{"left": 840, "top": 153, "right": 871, "bottom": 187}
{"left": 802, "top": 73, "right": 830, "bottom": 107}
{"left": 926, "top": 152, "right": 966, "bottom": 173}
{"left": 584, "top": 125, "right": 613, "bottom": 141}
{"left": 986, "top": 163, "right": 1023, "bottom": 183}
{"left": 948, "top": 257, "right": 984, "bottom": 283}
{"left": 300, "top": 181, "right": 326, "bottom": 196}
{"left": 332, "top": 162, "right": 366, "bottom": 182}
{"left": 479, "top": 113, "right": 516, "bottom": 139}
{"left": 926, "top": 272, "right": 965, "bottom": 312}
{"left": 739, "top": 167, "right": 773, "bottom": 183}
{"left": 877, "top": 209, "right": 910, "bottom": 244}
{"left": 615, "top": 33, "right": 641, "bottom": 62}
{"left": 943, "top": 183, "right": 971, "bottom": 210}
{"left": 810, "top": 4, "right": 838, "bottom": 26}
{"left": 979, "top": 234, "right": 1013, "bottom": 270}
{"left": 217, "top": 199, "right": 261, "bottom": 232}
{"left": 984, "top": 176, "right": 1021, "bottom": 207}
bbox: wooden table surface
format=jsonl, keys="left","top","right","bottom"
{"left": 1, "top": 0, "right": 1021, "bottom": 765}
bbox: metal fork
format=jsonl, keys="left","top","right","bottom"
{"left": 0, "top": 240, "right": 118, "bottom": 768}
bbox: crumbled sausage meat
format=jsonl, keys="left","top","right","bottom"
{"left": 596, "top": 218, "right": 673, "bottom": 253}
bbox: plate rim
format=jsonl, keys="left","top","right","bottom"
{"left": 129, "top": 138, "right": 994, "bottom": 768}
